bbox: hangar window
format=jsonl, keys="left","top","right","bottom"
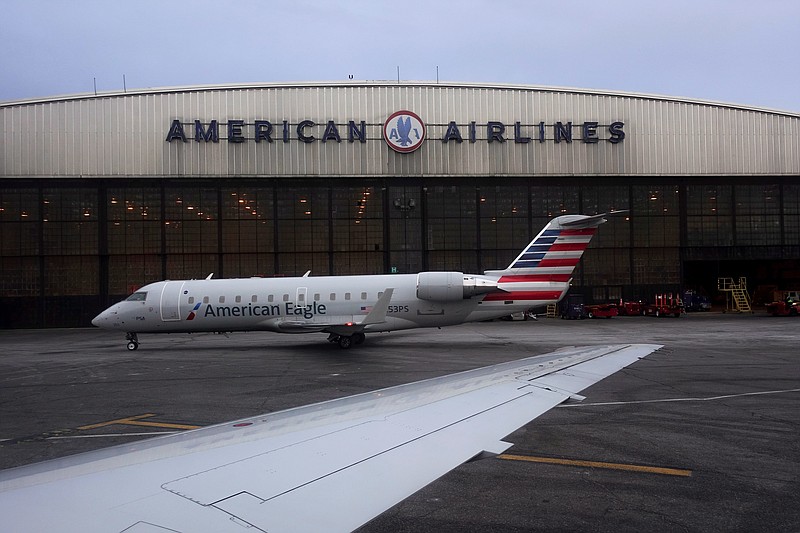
{"left": 784, "top": 185, "right": 800, "bottom": 246}
{"left": 164, "top": 186, "right": 218, "bottom": 279}
{"left": 426, "top": 185, "right": 478, "bottom": 272}
{"left": 686, "top": 186, "right": 733, "bottom": 247}
{"left": 734, "top": 185, "right": 781, "bottom": 246}
{"left": 222, "top": 187, "right": 275, "bottom": 278}
{"left": 332, "top": 187, "right": 384, "bottom": 275}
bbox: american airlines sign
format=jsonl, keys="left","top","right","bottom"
{"left": 165, "top": 110, "right": 625, "bottom": 150}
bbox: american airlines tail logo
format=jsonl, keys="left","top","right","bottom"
{"left": 384, "top": 110, "right": 425, "bottom": 153}
{"left": 499, "top": 227, "right": 596, "bottom": 283}
{"left": 186, "top": 302, "right": 202, "bottom": 320}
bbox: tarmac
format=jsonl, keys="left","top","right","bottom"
{"left": 1, "top": 312, "right": 798, "bottom": 532}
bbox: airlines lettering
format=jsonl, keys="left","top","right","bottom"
{"left": 166, "top": 119, "right": 625, "bottom": 145}
{"left": 202, "top": 301, "right": 327, "bottom": 319}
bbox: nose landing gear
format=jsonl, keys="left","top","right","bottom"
{"left": 126, "top": 332, "right": 139, "bottom": 351}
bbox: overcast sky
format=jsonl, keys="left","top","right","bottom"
{"left": 2, "top": 0, "right": 798, "bottom": 112}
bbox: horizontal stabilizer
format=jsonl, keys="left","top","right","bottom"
{"left": 560, "top": 210, "right": 628, "bottom": 228}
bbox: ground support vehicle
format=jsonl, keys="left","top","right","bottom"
{"left": 618, "top": 301, "right": 646, "bottom": 316}
{"left": 559, "top": 295, "right": 588, "bottom": 319}
{"left": 585, "top": 304, "right": 619, "bottom": 318}
{"left": 682, "top": 290, "right": 711, "bottom": 312}
{"left": 645, "top": 294, "right": 684, "bottom": 318}
{"left": 765, "top": 300, "right": 799, "bottom": 316}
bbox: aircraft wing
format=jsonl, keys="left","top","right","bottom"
{"left": 0, "top": 343, "right": 660, "bottom": 533}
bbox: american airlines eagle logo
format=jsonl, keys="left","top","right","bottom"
{"left": 384, "top": 110, "right": 425, "bottom": 153}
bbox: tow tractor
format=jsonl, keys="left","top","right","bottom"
{"left": 584, "top": 303, "right": 619, "bottom": 318}
{"left": 766, "top": 301, "right": 799, "bottom": 316}
{"left": 617, "top": 300, "right": 645, "bottom": 316}
{"left": 765, "top": 290, "right": 799, "bottom": 316}
{"left": 645, "top": 293, "right": 684, "bottom": 317}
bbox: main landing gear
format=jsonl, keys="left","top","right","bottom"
{"left": 126, "top": 332, "right": 139, "bottom": 351}
{"left": 327, "top": 332, "right": 366, "bottom": 349}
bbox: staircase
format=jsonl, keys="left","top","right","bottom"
{"left": 717, "top": 277, "right": 752, "bottom": 313}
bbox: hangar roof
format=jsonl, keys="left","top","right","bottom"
{"left": 2, "top": 82, "right": 798, "bottom": 177}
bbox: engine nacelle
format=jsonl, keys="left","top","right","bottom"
{"left": 416, "top": 272, "right": 501, "bottom": 301}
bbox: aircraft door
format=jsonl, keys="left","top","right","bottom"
{"left": 160, "top": 281, "right": 185, "bottom": 321}
{"left": 296, "top": 287, "right": 308, "bottom": 308}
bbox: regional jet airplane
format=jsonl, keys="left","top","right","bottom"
{"left": 0, "top": 343, "right": 661, "bottom": 532}
{"left": 93, "top": 212, "right": 619, "bottom": 349}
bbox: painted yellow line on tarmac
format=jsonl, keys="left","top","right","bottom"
{"left": 78, "top": 414, "right": 201, "bottom": 431}
{"left": 498, "top": 454, "right": 692, "bottom": 477}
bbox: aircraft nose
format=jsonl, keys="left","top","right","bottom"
{"left": 92, "top": 307, "right": 115, "bottom": 328}
{"left": 91, "top": 311, "right": 105, "bottom": 327}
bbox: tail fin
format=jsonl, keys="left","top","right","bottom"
{"left": 485, "top": 212, "right": 618, "bottom": 281}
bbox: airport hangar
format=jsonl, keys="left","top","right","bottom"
{"left": 1, "top": 81, "right": 799, "bottom": 328}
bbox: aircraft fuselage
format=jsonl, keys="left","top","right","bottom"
{"left": 92, "top": 273, "right": 562, "bottom": 335}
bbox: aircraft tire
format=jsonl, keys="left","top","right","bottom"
{"left": 127, "top": 341, "right": 138, "bottom": 351}
{"left": 353, "top": 332, "right": 366, "bottom": 345}
{"left": 338, "top": 336, "right": 352, "bottom": 349}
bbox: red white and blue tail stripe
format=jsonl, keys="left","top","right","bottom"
{"left": 482, "top": 213, "right": 609, "bottom": 303}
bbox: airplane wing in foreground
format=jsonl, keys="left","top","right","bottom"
{"left": 0, "top": 343, "right": 661, "bottom": 533}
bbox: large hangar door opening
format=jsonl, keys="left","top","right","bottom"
{"left": 683, "top": 260, "right": 800, "bottom": 307}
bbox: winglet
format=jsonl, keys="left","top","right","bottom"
{"left": 361, "top": 288, "right": 394, "bottom": 325}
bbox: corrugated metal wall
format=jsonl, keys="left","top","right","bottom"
{"left": 1, "top": 82, "right": 798, "bottom": 177}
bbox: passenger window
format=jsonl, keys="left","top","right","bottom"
{"left": 314, "top": 293, "right": 320, "bottom": 301}
{"left": 283, "top": 294, "right": 289, "bottom": 302}
{"left": 361, "top": 292, "right": 367, "bottom": 300}
{"left": 219, "top": 296, "right": 225, "bottom": 303}
{"left": 330, "top": 293, "right": 336, "bottom": 301}
{"left": 251, "top": 295, "right": 258, "bottom": 303}
{"left": 378, "top": 291, "right": 383, "bottom": 298}
{"left": 235, "top": 295, "right": 242, "bottom": 303}
{"left": 345, "top": 293, "right": 351, "bottom": 301}
{"left": 188, "top": 296, "right": 195, "bottom": 304}
{"left": 203, "top": 296, "right": 209, "bottom": 304}
{"left": 125, "top": 292, "right": 147, "bottom": 302}
{"left": 268, "top": 294, "right": 274, "bottom": 303}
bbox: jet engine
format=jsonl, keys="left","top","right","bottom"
{"left": 416, "top": 272, "right": 501, "bottom": 301}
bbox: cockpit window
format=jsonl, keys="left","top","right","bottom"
{"left": 126, "top": 292, "right": 147, "bottom": 302}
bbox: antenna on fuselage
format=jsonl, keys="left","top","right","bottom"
{"left": 205, "top": 273, "right": 214, "bottom": 280}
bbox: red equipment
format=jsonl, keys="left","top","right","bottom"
{"left": 645, "top": 293, "right": 684, "bottom": 318}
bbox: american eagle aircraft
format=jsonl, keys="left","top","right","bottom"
{"left": 92, "top": 212, "right": 618, "bottom": 349}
